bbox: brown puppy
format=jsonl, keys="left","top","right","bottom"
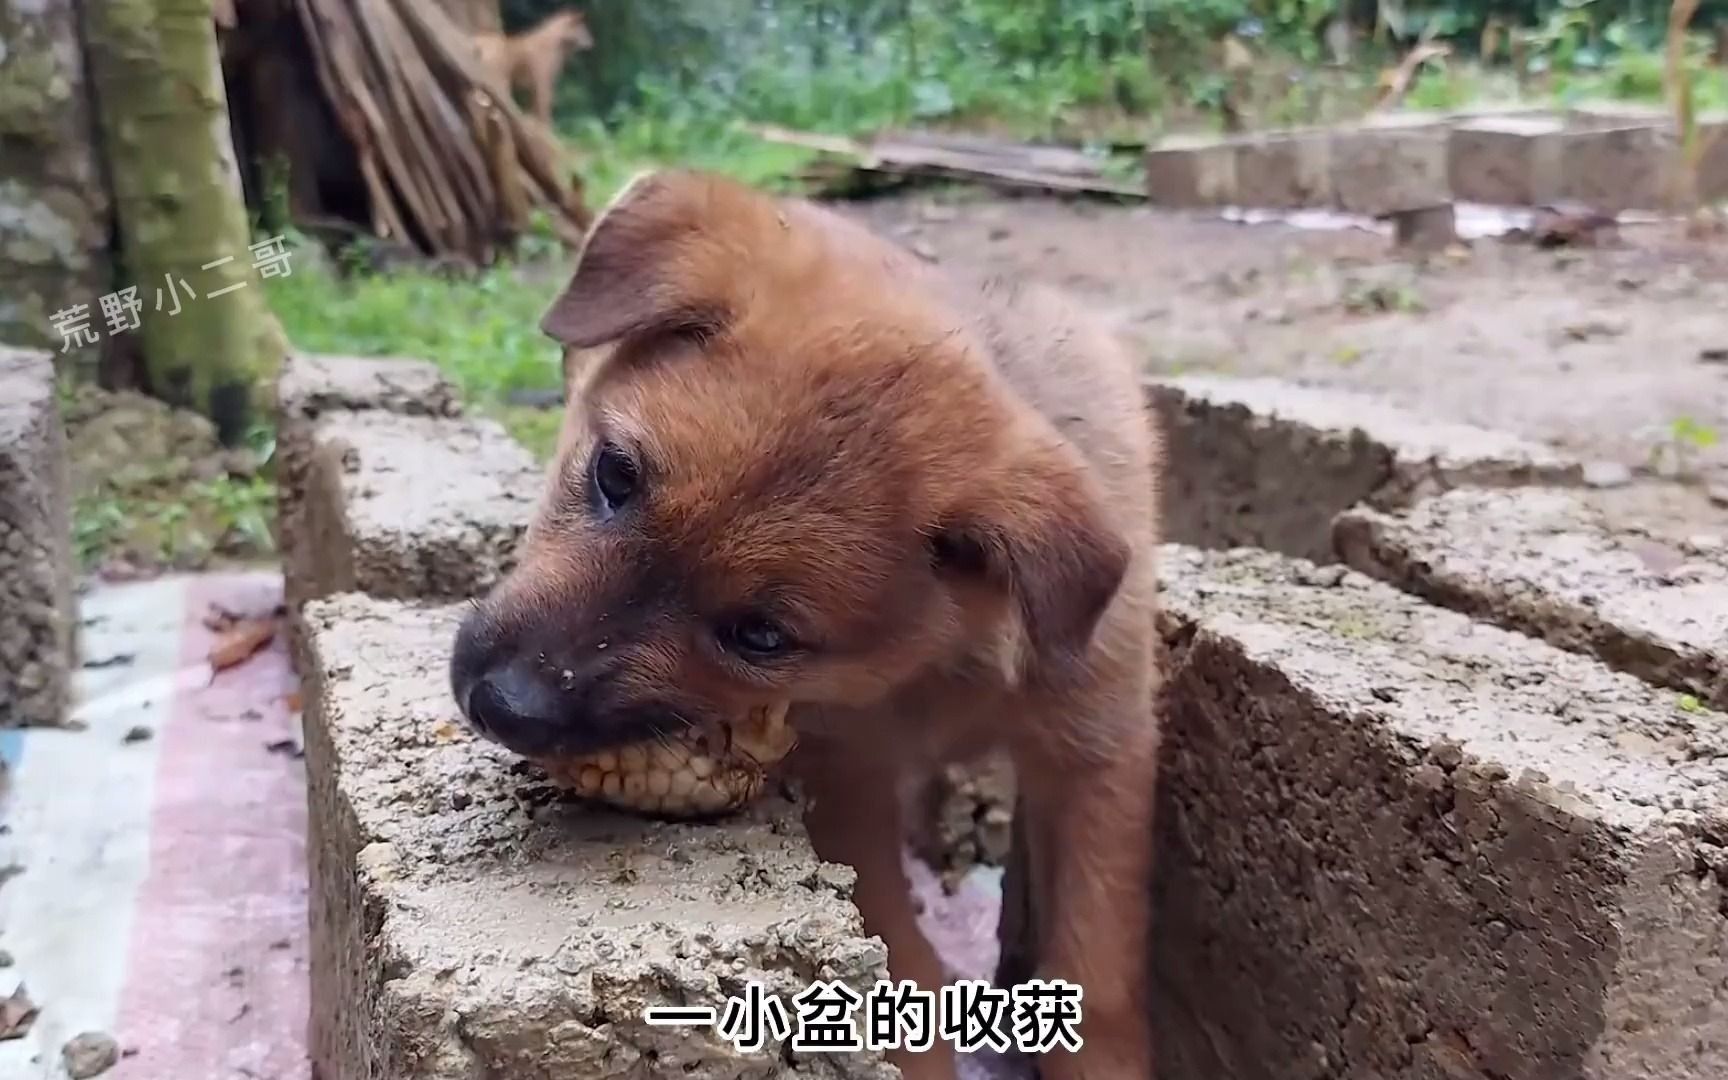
{"left": 472, "top": 8, "right": 594, "bottom": 125}
{"left": 450, "top": 170, "right": 1162, "bottom": 1080}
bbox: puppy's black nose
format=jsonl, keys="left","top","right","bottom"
{"left": 463, "top": 661, "right": 566, "bottom": 756}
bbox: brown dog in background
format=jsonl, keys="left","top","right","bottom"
{"left": 472, "top": 7, "right": 594, "bottom": 124}
{"left": 450, "top": 169, "right": 1162, "bottom": 1080}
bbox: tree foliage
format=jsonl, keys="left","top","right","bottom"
{"left": 504, "top": 0, "right": 1728, "bottom": 128}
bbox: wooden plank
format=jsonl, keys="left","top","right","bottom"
{"left": 752, "top": 123, "right": 1142, "bottom": 199}
{"left": 872, "top": 129, "right": 1105, "bottom": 177}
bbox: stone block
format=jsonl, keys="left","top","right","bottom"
{"left": 275, "top": 353, "right": 543, "bottom": 624}
{"left": 1329, "top": 122, "right": 1451, "bottom": 215}
{"left": 0, "top": 346, "right": 75, "bottom": 727}
{"left": 1335, "top": 487, "right": 1728, "bottom": 708}
{"left": 1564, "top": 101, "right": 1672, "bottom": 131}
{"left": 278, "top": 352, "right": 464, "bottom": 422}
{"left": 1144, "top": 135, "right": 1238, "bottom": 208}
{"left": 283, "top": 407, "right": 542, "bottom": 609}
{"left": 1359, "top": 110, "right": 1455, "bottom": 130}
{"left": 1448, "top": 116, "right": 1566, "bottom": 206}
{"left": 1450, "top": 104, "right": 1562, "bottom": 124}
{"left": 1698, "top": 114, "right": 1728, "bottom": 204}
{"left": 1233, "top": 128, "right": 1333, "bottom": 209}
{"left": 1387, "top": 203, "right": 1457, "bottom": 252}
{"left": 1560, "top": 125, "right": 1678, "bottom": 212}
{"left": 1149, "top": 544, "right": 1728, "bottom": 1080}
{"left": 1145, "top": 375, "right": 1581, "bottom": 562}
{"left": 301, "top": 593, "right": 895, "bottom": 1080}
{"left": 276, "top": 353, "right": 469, "bottom": 621}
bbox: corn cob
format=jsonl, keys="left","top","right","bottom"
{"left": 535, "top": 700, "right": 795, "bottom": 818}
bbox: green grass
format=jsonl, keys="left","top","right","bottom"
{"left": 265, "top": 258, "right": 567, "bottom": 404}
{"left": 264, "top": 248, "right": 581, "bottom": 460}
{"left": 72, "top": 471, "right": 276, "bottom": 572}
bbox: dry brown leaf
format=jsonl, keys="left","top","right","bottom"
{"left": 0, "top": 984, "right": 39, "bottom": 1040}
{"left": 284, "top": 689, "right": 304, "bottom": 713}
{"left": 208, "top": 617, "right": 279, "bottom": 672}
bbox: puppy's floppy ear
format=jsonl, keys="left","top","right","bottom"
{"left": 936, "top": 448, "right": 1131, "bottom": 688}
{"left": 540, "top": 169, "right": 742, "bottom": 349}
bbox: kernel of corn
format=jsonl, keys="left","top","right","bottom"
{"left": 535, "top": 700, "right": 795, "bottom": 819}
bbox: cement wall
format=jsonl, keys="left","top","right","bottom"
{"left": 277, "top": 354, "right": 1728, "bottom": 1080}
{"left": 1145, "top": 105, "right": 1728, "bottom": 215}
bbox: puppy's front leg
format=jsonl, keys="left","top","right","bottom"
{"left": 1014, "top": 704, "right": 1159, "bottom": 1080}
{"left": 798, "top": 751, "right": 957, "bottom": 1080}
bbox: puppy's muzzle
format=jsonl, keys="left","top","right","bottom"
{"left": 449, "top": 601, "right": 671, "bottom": 758}
{"left": 458, "top": 656, "right": 570, "bottom": 757}
{"left": 450, "top": 602, "right": 590, "bottom": 757}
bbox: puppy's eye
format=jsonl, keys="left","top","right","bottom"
{"left": 929, "top": 527, "right": 989, "bottom": 576}
{"left": 591, "top": 442, "right": 639, "bottom": 514}
{"left": 718, "top": 614, "right": 794, "bottom": 660}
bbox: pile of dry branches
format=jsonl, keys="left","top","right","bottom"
{"left": 283, "top": 0, "right": 591, "bottom": 261}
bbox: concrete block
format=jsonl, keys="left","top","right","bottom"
{"left": 1448, "top": 116, "right": 1566, "bottom": 206}
{"left": 1564, "top": 101, "right": 1672, "bottom": 131}
{"left": 276, "top": 353, "right": 472, "bottom": 623}
{"left": 1359, "top": 110, "right": 1455, "bottom": 131}
{"left": 1449, "top": 104, "right": 1562, "bottom": 124}
{"left": 276, "top": 351, "right": 543, "bottom": 618}
{"left": 1387, "top": 203, "right": 1457, "bottom": 252}
{"left": 1144, "top": 135, "right": 1237, "bottom": 208}
{"left": 1145, "top": 375, "right": 1581, "bottom": 562}
{"left": 1335, "top": 487, "right": 1728, "bottom": 708}
{"left": 284, "top": 408, "right": 542, "bottom": 610}
{"left": 301, "top": 594, "right": 895, "bottom": 1080}
{"left": 1561, "top": 125, "right": 1678, "bottom": 212}
{"left": 1329, "top": 123, "right": 1450, "bottom": 215}
{"left": 278, "top": 352, "right": 464, "bottom": 421}
{"left": 1698, "top": 114, "right": 1728, "bottom": 203}
{"left": 1149, "top": 543, "right": 1728, "bottom": 1080}
{"left": 0, "top": 346, "right": 75, "bottom": 728}
{"left": 1233, "top": 128, "right": 1333, "bottom": 209}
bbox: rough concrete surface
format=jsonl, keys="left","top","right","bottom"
{"left": 1137, "top": 106, "right": 1699, "bottom": 213}
{"left": 1564, "top": 101, "right": 1672, "bottom": 130}
{"left": 0, "top": 346, "right": 75, "bottom": 727}
{"left": 1336, "top": 487, "right": 1728, "bottom": 708}
{"left": 1233, "top": 128, "right": 1333, "bottom": 210}
{"left": 278, "top": 352, "right": 464, "bottom": 421}
{"left": 1149, "top": 543, "right": 1728, "bottom": 1080}
{"left": 301, "top": 594, "right": 897, "bottom": 1080}
{"left": 1329, "top": 122, "right": 1451, "bottom": 215}
{"left": 1448, "top": 116, "right": 1565, "bottom": 207}
{"left": 1700, "top": 115, "right": 1728, "bottom": 203}
{"left": 277, "top": 353, "right": 471, "bottom": 620}
{"left": 276, "top": 355, "right": 545, "bottom": 625}
{"left": 1143, "top": 135, "right": 1237, "bottom": 208}
{"left": 1146, "top": 374, "right": 1581, "bottom": 561}
{"left": 1562, "top": 124, "right": 1677, "bottom": 212}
